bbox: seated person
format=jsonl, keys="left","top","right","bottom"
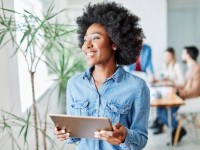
{"left": 176, "top": 46, "right": 200, "bottom": 98}
{"left": 150, "top": 47, "right": 184, "bottom": 133}
{"left": 157, "top": 46, "right": 200, "bottom": 144}
{"left": 160, "top": 47, "right": 184, "bottom": 86}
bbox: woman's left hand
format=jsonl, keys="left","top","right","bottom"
{"left": 94, "top": 123, "right": 127, "bottom": 145}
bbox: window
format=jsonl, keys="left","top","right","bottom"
{"left": 15, "top": 0, "right": 53, "bottom": 113}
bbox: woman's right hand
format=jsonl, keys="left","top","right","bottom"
{"left": 54, "top": 127, "right": 70, "bottom": 141}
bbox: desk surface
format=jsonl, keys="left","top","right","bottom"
{"left": 151, "top": 95, "right": 185, "bottom": 107}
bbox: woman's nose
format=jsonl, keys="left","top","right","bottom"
{"left": 82, "top": 39, "right": 93, "bottom": 50}
{"left": 87, "top": 43, "right": 93, "bottom": 48}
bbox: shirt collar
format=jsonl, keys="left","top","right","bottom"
{"left": 82, "top": 66, "right": 94, "bottom": 81}
{"left": 82, "top": 66, "right": 125, "bottom": 83}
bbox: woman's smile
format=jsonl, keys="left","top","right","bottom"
{"left": 85, "top": 51, "right": 97, "bottom": 58}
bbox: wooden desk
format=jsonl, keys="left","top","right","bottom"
{"left": 151, "top": 95, "right": 185, "bottom": 107}
{"left": 150, "top": 94, "right": 185, "bottom": 146}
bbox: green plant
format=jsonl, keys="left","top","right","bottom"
{"left": 0, "top": 2, "right": 85, "bottom": 150}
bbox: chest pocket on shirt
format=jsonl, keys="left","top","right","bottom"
{"left": 105, "top": 102, "right": 131, "bottom": 125}
{"left": 71, "top": 100, "right": 89, "bottom": 116}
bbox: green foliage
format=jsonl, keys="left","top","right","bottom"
{"left": 44, "top": 41, "right": 86, "bottom": 103}
{"left": 0, "top": 110, "right": 31, "bottom": 144}
{"left": 0, "top": 2, "right": 85, "bottom": 149}
{"left": 0, "top": 1, "right": 86, "bottom": 102}
{"left": 0, "top": 109, "right": 56, "bottom": 147}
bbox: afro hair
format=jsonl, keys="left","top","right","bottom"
{"left": 76, "top": 1, "right": 144, "bottom": 65}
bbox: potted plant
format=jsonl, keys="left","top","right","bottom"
{"left": 0, "top": 2, "right": 85, "bottom": 150}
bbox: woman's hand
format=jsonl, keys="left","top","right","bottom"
{"left": 94, "top": 123, "right": 127, "bottom": 145}
{"left": 54, "top": 127, "right": 70, "bottom": 141}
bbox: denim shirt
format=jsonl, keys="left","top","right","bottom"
{"left": 66, "top": 66, "right": 150, "bottom": 150}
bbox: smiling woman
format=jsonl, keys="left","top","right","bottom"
{"left": 82, "top": 23, "right": 115, "bottom": 68}
{"left": 54, "top": 2, "right": 150, "bottom": 150}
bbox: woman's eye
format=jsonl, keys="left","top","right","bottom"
{"left": 92, "top": 36, "right": 100, "bottom": 40}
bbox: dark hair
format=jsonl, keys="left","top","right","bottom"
{"left": 166, "top": 47, "right": 176, "bottom": 65}
{"left": 76, "top": 1, "right": 144, "bottom": 65}
{"left": 166, "top": 47, "right": 175, "bottom": 56}
{"left": 166, "top": 47, "right": 176, "bottom": 60}
{"left": 184, "top": 46, "right": 199, "bottom": 61}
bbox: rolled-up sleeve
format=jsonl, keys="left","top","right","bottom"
{"left": 120, "top": 81, "right": 150, "bottom": 150}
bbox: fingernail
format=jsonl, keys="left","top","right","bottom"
{"left": 100, "top": 130, "right": 105, "bottom": 134}
{"left": 66, "top": 133, "right": 70, "bottom": 136}
{"left": 61, "top": 130, "right": 65, "bottom": 133}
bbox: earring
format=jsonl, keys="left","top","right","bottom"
{"left": 113, "top": 47, "right": 117, "bottom": 50}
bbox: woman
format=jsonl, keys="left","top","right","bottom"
{"left": 151, "top": 48, "right": 185, "bottom": 134}
{"left": 55, "top": 2, "right": 150, "bottom": 150}
{"left": 160, "top": 47, "right": 184, "bottom": 86}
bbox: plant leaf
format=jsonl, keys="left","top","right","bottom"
{"left": 23, "top": 110, "right": 31, "bottom": 144}
{"left": 0, "top": 31, "right": 6, "bottom": 45}
{"left": 18, "top": 125, "right": 25, "bottom": 137}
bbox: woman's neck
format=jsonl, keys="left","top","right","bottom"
{"left": 92, "top": 64, "right": 117, "bottom": 83}
{"left": 167, "top": 60, "right": 175, "bottom": 66}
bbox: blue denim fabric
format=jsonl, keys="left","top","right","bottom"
{"left": 126, "top": 44, "right": 154, "bottom": 74}
{"left": 66, "top": 66, "right": 150, "bottom": 150}
{"left": 157, "top": 107, "right": 179, "bottom": 129}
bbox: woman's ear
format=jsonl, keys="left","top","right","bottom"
{"left": 112, "top": 44, "right": 117, "bottom": 51}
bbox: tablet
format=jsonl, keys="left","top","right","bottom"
{"left": 50, "top": 114, "right": 113, "bottom": 139}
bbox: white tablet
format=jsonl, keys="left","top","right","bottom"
{"left": 50, "top": 114, "right": 113, "bottom": 139}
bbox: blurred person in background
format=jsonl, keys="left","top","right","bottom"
{"left": 176, "top": 46, "right": 200, "bottom": 99}
{"left": 150, "top": 47, "right": 185, "bottom": 134}
{"left": 160, "top": 47, "right": 185, "bottom": 86}
{"left": 156, "top": 46, "right": 200, "bottom": 144}
{"left": 125, "top": 44, "right": 156, "bottom": 82}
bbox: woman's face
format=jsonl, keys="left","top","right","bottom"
{"left": 164, "top": 51, "right": 174, "bottom": 64}
{"left": 82, "top": 23, "right": 116, "bottom": 66}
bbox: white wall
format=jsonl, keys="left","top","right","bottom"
{"left": 168, "top": 0, "right": 200, "bottom": 63}
{"left": 113, "top": 0, "right": 168, "bottom": 76}
{"left": 0, "top": 1, "right": 21, "bottom": 149}
{"left": 0, "top": 0, "right": 21, "bottom": 115}
{"left": 0, "top": 45, "right": 11, "bottom": 111}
